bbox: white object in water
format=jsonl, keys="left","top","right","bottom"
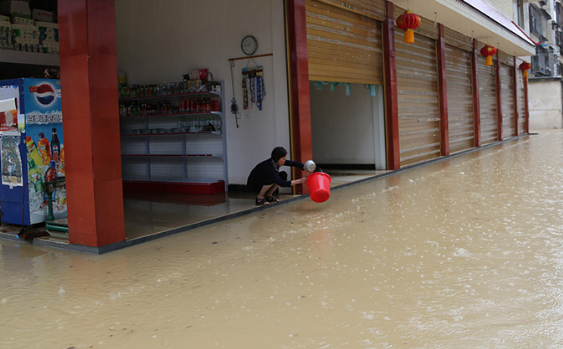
{"left": 304, "top": 160, "right": 316, "bottom": 172}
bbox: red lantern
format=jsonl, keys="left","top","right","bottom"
{"left": 480, "top": 45, "right": 497, "bottom": 66}
{"left": 519, "top": 61, "right": 532, "bottom": 79}
{"left": 396, "top": 10, "right": 421, "bottom": 44}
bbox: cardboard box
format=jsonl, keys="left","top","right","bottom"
{"left": 0, "top": 25, "right": 12, "bottom": 49}
{"left": 1, "top": 1, "right": 31, "bottom": 19}
{"left": 11, "top": 24, "right": 37, "bottom": 39}
{"left": 11, "top": 15, "right": 33, "bottom": 25}
{"left": 42, "top": 41, "right": 58, "bottom": 54}
{"left": 32, "top": 9, "right": 54, "bottom": 23}
{"left": 36, "top": 21, "right": 58, "bottom": 42}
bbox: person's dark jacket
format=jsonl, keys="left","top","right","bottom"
{"left": 247, "top": 158, "right": 304, "bottom": 192}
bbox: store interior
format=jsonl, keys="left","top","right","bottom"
{"left": 0, "top": 0, "right": 388, "bottom": 246}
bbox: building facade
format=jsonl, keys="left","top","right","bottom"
{"left": 49, "top": 0, "right": 537, "bottom": 250}
{"left": 497, "top": 0, "right": 563, "bottom": 129}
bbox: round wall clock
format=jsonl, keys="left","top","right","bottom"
{"left": 241, "top": 35, "right": 258, "bottom": 56}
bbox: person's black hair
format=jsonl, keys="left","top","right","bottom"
{"left": 271, "top": 146, "right": 288, "bottom": 162}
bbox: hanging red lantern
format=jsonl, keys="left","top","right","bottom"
{"left": 480, "top": 45, "right": 497, "bottom": 66}
{"left": 519, "top": 61, "right": 532, "bottom": 79}
{"left": 396, "top": 10, "right": 421, "bottom": 44}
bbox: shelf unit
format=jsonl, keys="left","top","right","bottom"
{"left": 0, "top": 48, "right": 59, "bottom": 66}
{"left": 119, "top": 81, "right": 227, "bottom": 194}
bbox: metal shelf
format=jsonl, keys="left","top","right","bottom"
{"left": 119, "top": 90, "right": 221, "bottom": 102}
{"left": 121, "top": 154, "right": 220, "bottom": 157}
{"left": 123, "top": 177, "right": 223, "bottom": 184}
{"left": 0, "top": 48, "right": 59, "bottom": 66}
{"left": 119, "top": 80, "right": 227, "bottom": 193}
{"left": 122, "top": 179, "right": 225, "bottom": 195}
{"left": 121, "top": 131, "right": 221, "bottom": 137}
{"left": 120, "top": 111, "right": 222, "bottom": 119}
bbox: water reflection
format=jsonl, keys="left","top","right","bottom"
{"left": 2, "top": 132, "right": 563, "bottom": 348}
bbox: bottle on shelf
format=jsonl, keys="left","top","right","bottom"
{"left": 59, "top": 146, "right": 65, "bottom": 176}
{"left": 25, "top": 136, "right": 44, "bottom": 167}
{"left": 37, "top": 132, "right": 51, "bottom": 165}
{"left": 51, "top": 128, "right": 61, "bottom": 165}
{"left": 28, "top": 158, "right": 44, "bottom": 194}
{"left": 206, "top": 98, "right": 211, "bottom": 113}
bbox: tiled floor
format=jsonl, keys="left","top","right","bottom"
{"left": 0, "top": 169, "right": 387, "bottom": 245}
{"left": 123, "top": 169, "right": 387, "bottom": 240}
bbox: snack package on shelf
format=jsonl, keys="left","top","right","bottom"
{"left": 1, "top": 0, "right": 31, "bottom": 19}
{"left": 0, "top": 21, "right": 12, "bottom": 50}
{"left": 36, "top": 21, "right": 58, "bottom": 42}
{"left": 11, "top": 16, "right": 34, "bottom": 26}
{"left": 36, "top": 21, "right": 58, "bottom": 54}
{"left": 42, "top": 42, "right": 59, "bottom": 54}
{"left": 12, "top": 24, "right": 38, "bottom": 39}
{"left": 32, "top": 9, "right": 55, "bottom": 23}
{"left": 11, "top": 23, "right": 41, "bottom": 52}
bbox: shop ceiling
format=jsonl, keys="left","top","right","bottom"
{"left": 390, "top": 0, "right": 536, "bottom": 56}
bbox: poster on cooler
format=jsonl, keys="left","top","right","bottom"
{"left": 1, "top": 136, "right": 23, "bottom": 186}
{"left": 0, "top": 86, "right": 19, "bottom": 134}
{"left": 23, "top": 79, "right": 66, "bottom": 223}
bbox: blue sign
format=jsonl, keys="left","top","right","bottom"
{"left": 23, "top": 79, "right": 62, "bottom": 124}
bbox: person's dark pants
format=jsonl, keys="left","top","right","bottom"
{"left": 247, "top": 171, "right": 287, "bottom": 194}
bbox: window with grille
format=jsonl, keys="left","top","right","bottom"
{"left": 532, "top": 45, "right": 554, "bottom": 76}
{"left": 530, "top": 5, "right": 544, "bottom": 38}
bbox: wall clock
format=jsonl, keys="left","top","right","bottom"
{"left": 241, "top": 35, "right": 258, "bottom": 56}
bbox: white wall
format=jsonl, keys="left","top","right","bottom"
{"left": 529, "top": 80, "right": 563, "bottom": 129}
{"left": 114, "top": 0, "right": 290, "bottom": 185}
{"left": 484, "top": 0, "right": 513, "bottom": 18}
{"left": 310, "top": 82, "right": 384, "bottom": 166}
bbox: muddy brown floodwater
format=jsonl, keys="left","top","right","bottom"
{"left": 3, "top": 131, "right": 563, "bottom": 348}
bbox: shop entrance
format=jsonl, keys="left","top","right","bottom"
{"left": 305, "top": 0, "right": 387, "bottom": 177}
{"left": 309, "top": 82, "right": 386, "bottom": 176}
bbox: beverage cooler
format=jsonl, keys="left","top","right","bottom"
{"left": 0, "top": 78, "right": 66, "bottom": 225}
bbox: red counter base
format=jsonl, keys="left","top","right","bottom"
{"left": 122, "top": 180, "right": 225, "bottom": 194}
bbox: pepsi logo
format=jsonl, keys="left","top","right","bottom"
{"left": 30, "top": 84, "right": 56, "bottom": 106}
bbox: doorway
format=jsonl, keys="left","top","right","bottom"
{"left": 309, "top": 82, "right": 386, "bottom": 184}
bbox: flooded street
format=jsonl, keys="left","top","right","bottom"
{"left": 3, "top": 131, "right": 563, "bottom": 348}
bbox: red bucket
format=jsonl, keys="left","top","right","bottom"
{"left": 307, "top": 172, "right": 332, "bottom": 203}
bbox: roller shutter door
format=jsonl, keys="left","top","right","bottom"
{"left": 445, "top": 45, "right": 474, "bottom": 153}
{"left": 396, "top": 32, "right": 440, "bottom": 165}
{"left": 500, "top": 63, "right": 515, "bottom": 139}
{"left": 516, "top": 69, "right": 526, "bottom": 135}
{"left": 318, "top": 0, "right": 386, "bottom": 21}
{"left": 478, "top": 56, "right": 497, "bottom": 145}
{"left": 306, "top": 0, "right": 383, "bottom": 85}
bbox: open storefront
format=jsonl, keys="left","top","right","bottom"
{"left": 0, "top": 0, "right": 536, "bottom": 253}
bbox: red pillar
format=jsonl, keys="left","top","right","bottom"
{"left": 513, "top": 57, "right": 519, "bottom": 136}
{"left": 472, "top": 39, "right": 481, "bottom": 147}
{"left": 384, "top": 1, "right": 400, "bottom": 170}
{"left": 437, "top": 24, "right": 449, "bottom": 156}
{"left": 495, "top": 52, "right": 503, "bottom": 141}
{"left": 58, "top": 0, "right": 125, "bottom": 247}
{"left": 286, "top": 0, "right": 312, "bottom": 194}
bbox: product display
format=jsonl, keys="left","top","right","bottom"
{"left": 242, "top": 65, "right": 265, "bottom": 110}
{"left": 36, "top": 21, "right": 58, "bottom": 54}
{"left": 0, "top": 3, "right": 59, "bottom": 54}
{"left": 119, "top": 79, "right": 227, "bottom": 194}
{"left": 0, "top": 78, "right": 66, "bottom": 225}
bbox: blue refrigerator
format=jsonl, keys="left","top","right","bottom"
{"left": 0, "top": 78, "right": 66, "bottom": 225}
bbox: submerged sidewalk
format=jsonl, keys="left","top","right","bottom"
{"left": 0, "top": 131, "right": 537, "bottom": 254}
